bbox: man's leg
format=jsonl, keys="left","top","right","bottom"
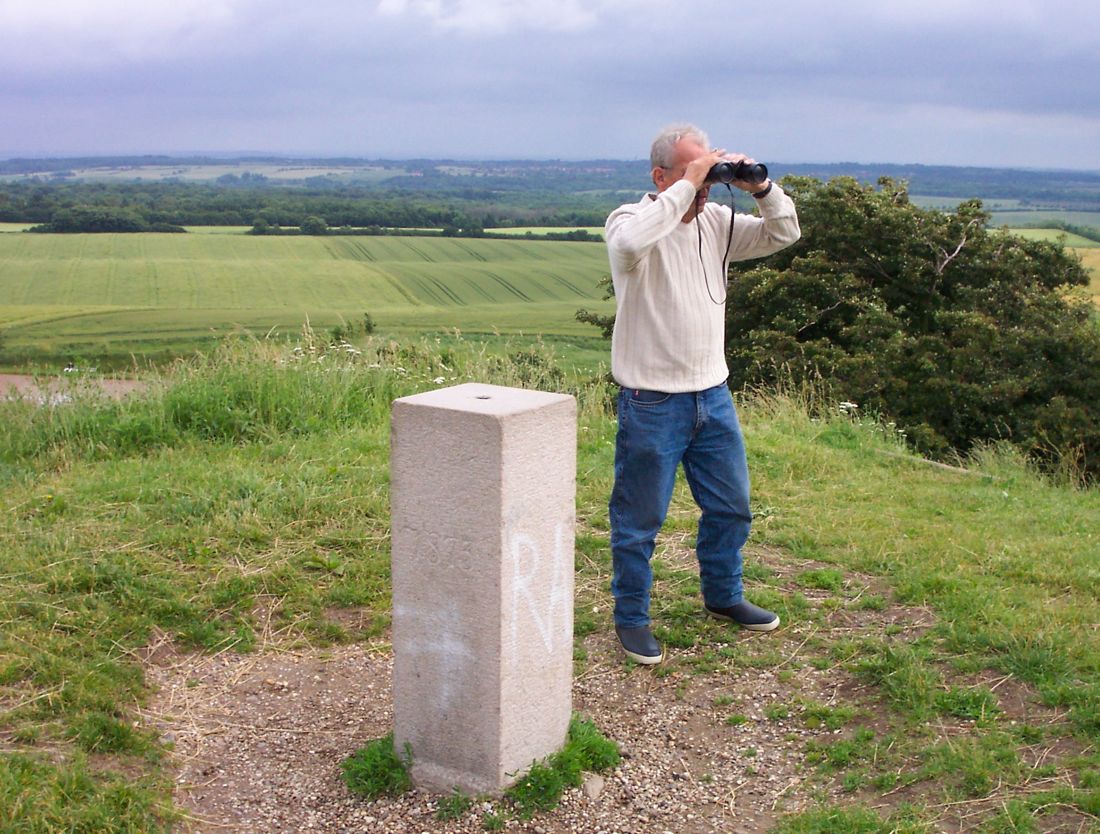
{"left": 682, "top": 385, "right": 779, "bottom": 631}
{"left": 609, "top": 389, "right": 691, "bottom": 629}
{"left": 681, "top": 385, "right": 752, "bottom": 609}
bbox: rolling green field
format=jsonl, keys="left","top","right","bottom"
{"left": 0, "top": 233, "right": 613, "bottom": 369}
{"left": 909, "top": 195, "right": 1027, "bottom": 211}
{"left": 1078, "top": 248, "right": 1100, "bottom": 305}
{"left": 486, "top": 226, "right": 605, "bottom": 237}
{"left": 2, "top": 224, "right": 1095, "bottom": 372}
{"left": 1008, "top": 228, "right": 1100, "bottom": 247}
{"left": 990, "top": 209, "right": 1100, "bottom": 230}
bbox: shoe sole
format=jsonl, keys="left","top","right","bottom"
{"left": 622, "top": 646, "right": 664, "bottom": 665}
{"left": 704, "top": 607, "right": 780, "bottom": 632}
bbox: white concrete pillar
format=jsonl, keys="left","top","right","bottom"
{"left": 390, "top": 382, "right": 576, "bottom": 794}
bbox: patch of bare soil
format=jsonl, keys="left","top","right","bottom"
{"left": 142, "top": 546, "right": 937, "bottom": 834}
{"left": 0, "top": 373, "right": 146, "bottom": 404}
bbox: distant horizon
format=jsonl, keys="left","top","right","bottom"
{"left": 1, "top": 151, "right": 1098, "bottom": 177}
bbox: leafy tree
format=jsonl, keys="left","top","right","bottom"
{"left": 26, "top": 205, "right": 185, "bottom": 233}
{"left": 36, "top": 205, "right": 148, "bottom": 233}
{"left": 724, "top": 176, "right": 1099, "bottom": 479}
{"left": 300, "top": 215, "right": 329, "bottom": 235}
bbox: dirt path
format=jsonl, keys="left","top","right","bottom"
{"left": 141, "top": 548, "right": 937, "bottom": 834}
{"left": 0, "top": 373, "right": 146, "bottom": 403}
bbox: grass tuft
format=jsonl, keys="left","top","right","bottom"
{"left": 775, "top": 803, "right": 933, "bottom": 834}
{"left": 505, "top": 715, "right": 620, "bottom": 820}
{"left": 340, "top": 734, "right": 413, "bottom": 800}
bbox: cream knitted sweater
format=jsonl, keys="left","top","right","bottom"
{"left": 605, "top": 178, "right": 800, "bottom": 392}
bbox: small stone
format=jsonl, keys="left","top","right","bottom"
{"left": 583, "top": 774, "right": 605, "bottom": 800}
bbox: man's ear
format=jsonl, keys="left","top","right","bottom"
{"left": 651, "top": 166, "right": 665, "bottom": 189}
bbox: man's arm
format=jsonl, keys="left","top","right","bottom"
{"left": 724, "top": 185, "right": 801, "bottom": 263}
{"left": 605, "top": 180, "right": 696, "bottom": 271}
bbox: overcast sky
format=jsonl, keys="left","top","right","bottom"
{"left": 2, "top": 0, "right": 1098, "bottom": 170}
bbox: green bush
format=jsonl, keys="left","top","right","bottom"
{"left": 30, "top": 205, "right": 185, "bottom": 233}
{"left": 725, "top": 176, "right": 1100, "bottom": 481}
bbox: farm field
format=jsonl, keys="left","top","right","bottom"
{"left": 909, "top": 195, "right": 1026, "bottom": 211}
{"left": 182, "top": 225, "right": 253, "bottom": 234}
{"left": 1077, "top": 248, "right": 1100, "bottom": 305}
{"left": 1008, "top": 228, "right": 1100, "bottom": 247}
{"left": 2, "top": 225, "right": 1094, "bottom": 371}
{"left": 990, "top": 209, "right": 1100, "bottom": 230}
{"left": 486, "top": 226, "right": 605, "bottom": 237}
{"left": 0, "top": 233, "right": 614, "bottom": 369}
{"left": 0, "top": 162, "right": 403, "bottom": 184}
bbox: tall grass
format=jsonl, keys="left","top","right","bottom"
{"left": 0, "top": 326, "right": 607, "bottom": 466}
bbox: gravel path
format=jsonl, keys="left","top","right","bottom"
{"left": 142, "top": 563, "right": 923, "bottom": 833}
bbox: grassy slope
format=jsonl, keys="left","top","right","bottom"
{"left": 1078, "top": 248, "right": 1100, "bottom": 306}
{"left": 0, "top": 233, "right": 613, "bottom": 367}
{"left": 3, "top": 228, "right": 1094, "bottom": 373}
{"left": 1, "top": 337, "right": 1097, "bottom": 832}
{"left": 990, "top": 210, "right": 1100, "bottom": 230}
{"left": 1008, "top": 228, "right": 1100, "bottom": 248}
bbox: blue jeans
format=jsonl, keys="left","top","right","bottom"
{"left": 609, "top": 384, "right": 752, "bottom": 628}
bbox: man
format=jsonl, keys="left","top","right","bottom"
{"left": 605, "top": 123, "right": 801, "bottom": 664}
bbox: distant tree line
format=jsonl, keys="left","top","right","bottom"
{"left": 250, "top": 215, "right": 601, "bottom": 241}
{"left": 0, "top": 180, "right": 612, "bottom": 231}
{"left": 4, "top": 154, "right": 1100, "bottom": 210}
{"left": 5, "top": 158, "right": 1098, "bottom": 233}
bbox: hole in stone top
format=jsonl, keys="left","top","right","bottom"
{"left": 475, "top": 395, "right": 492, "bottom": 400}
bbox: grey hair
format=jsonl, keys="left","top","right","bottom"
{"left": 650, "top": 123, "right": 710, "bottom": 169}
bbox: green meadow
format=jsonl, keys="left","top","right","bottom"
{"left": 0, "top": 338, "right": 1097, "bottom": 833}
{"left": 2, "top": 223, "right": 1096, "bottom": 374}
{"left": 0, "top": 232, "right": 614, "bottom": 369}
{"left": 991, "top": 209, "right": 1100, "bottom": 230}
{"left": 485, "top": 226, "right": 605, "bottom": 237}
{"left": 1009, "top": 228, "right": 1100, "bottom": 248}
{"left": 1078, "top": 248, "right": 1100, "bottom": 305}
{"left": 0, "top": 219, "right": 1099, "bottom": 830}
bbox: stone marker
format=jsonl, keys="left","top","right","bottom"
{"left": 390, "top": 382, "right": 576, "bottom": 794}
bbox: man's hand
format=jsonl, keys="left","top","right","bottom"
{"left": 683, "top": 148, "right": 727, "bottom": 190}
{"left": 722, "top": 152, "right": 771, "bottom": 194}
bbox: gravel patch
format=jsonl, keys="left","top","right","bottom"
{"left": 142, "top": 614, "right": 888, "bottom": 833}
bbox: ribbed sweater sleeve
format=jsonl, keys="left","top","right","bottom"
{"left": 605, "top": 180, "right": 800, "bottom": 393}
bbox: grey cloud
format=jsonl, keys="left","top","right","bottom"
{"left": 1, "top": 0, "right": 1097, "bottom": 167}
